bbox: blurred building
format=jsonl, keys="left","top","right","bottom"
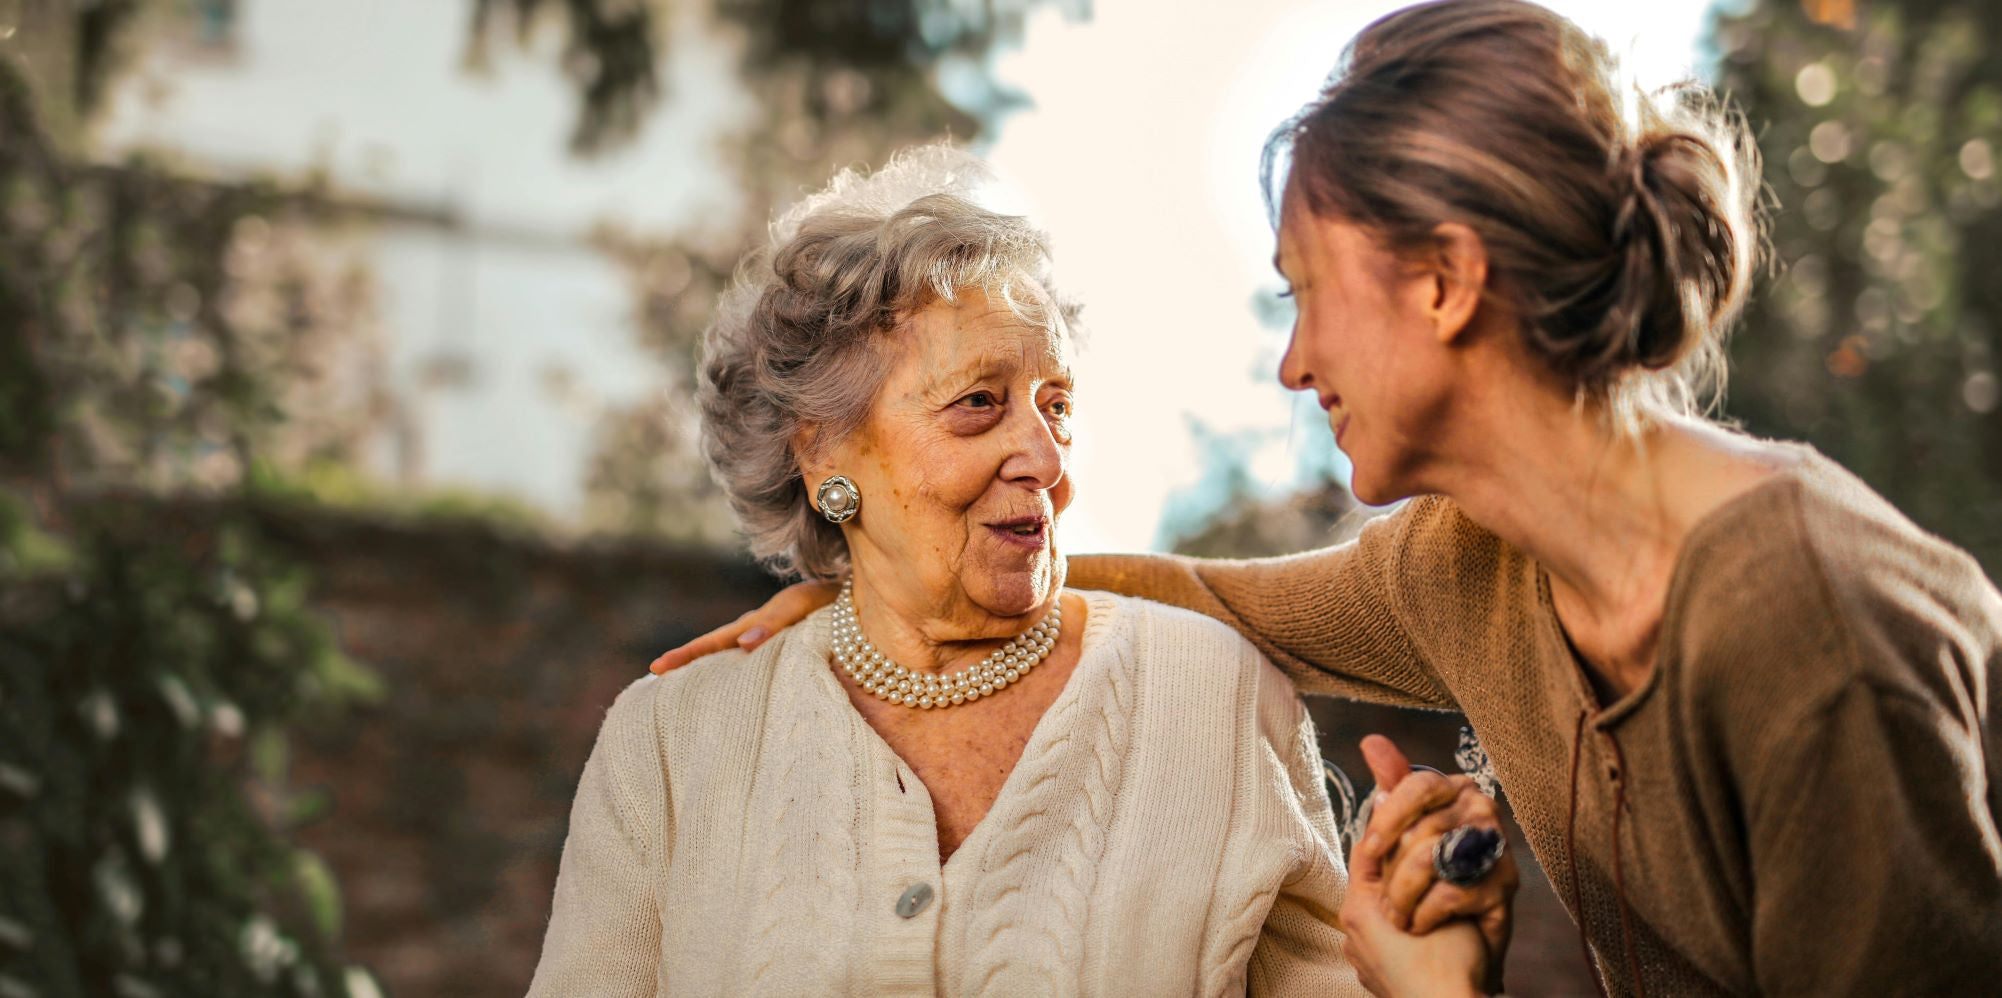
{"left": 84, "top": 0, "right": 745, "bottom": 524}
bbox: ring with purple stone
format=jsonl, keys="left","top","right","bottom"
{"left": 1432, "top": 824, "right": 1505, "bottom": 888}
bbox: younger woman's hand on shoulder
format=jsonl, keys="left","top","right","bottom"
{"left": 648, "top": 580, "right": 838, "bottom": 674}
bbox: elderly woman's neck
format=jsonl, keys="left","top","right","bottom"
{"left": 846, "top": 573, "right": 1057, "bottom": 674}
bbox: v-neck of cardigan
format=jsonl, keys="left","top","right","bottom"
{"left": 798, "top": 589, "right": 1119, "bottom": 880}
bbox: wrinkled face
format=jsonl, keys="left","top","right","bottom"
{"left": 1274, "top": 186, "right": 1458, "bottom": 505}
{"left": 814, "top": 288, "right": 1075, "bottom": 623}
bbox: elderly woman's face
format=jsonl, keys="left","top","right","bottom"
{"left": 820, "top": 289, "right": 1075, "bottom": 623}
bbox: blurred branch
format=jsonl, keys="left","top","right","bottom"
{"left": 466, "top": 0, "right": 662, "bottom": 154}
{"left": 71, "top": 0, "right": 142, "bottom": 114}
{"left": 469, "top": 0, "right": 1084, "bottom": 153}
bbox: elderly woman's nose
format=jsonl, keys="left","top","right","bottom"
{"left": 997, "top": 408, "right": 1066, "bottom": 487}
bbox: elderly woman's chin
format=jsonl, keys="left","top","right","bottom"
{"left": 961, "top": 543, "right": 1064, "bottom": 619}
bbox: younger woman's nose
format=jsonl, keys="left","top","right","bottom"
{"left": 1278, "top": 332, "right": 1315, "bottom": 393}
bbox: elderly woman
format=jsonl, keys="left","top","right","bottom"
{"left": 526, "top": 147, "right": 1370, "bottom": 995}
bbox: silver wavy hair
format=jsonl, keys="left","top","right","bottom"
{"left": 698, "top": 144, "right": 1081, "bottom": 581}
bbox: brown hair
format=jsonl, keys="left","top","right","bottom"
{"left": 1266, "top": 0, "right": 1761, "bottom": 425}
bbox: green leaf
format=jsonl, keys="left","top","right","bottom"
{"left": 293, "top": 851, "right": 343, "bottom": 941}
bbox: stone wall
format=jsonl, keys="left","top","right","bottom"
{"left": 256, "top": 506, "right": 776, "bottom": 996}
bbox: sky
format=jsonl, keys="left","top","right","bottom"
{"left": 92, "top": 0, "right": 1719, "bottom": 554}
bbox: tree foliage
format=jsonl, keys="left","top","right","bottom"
{"left": 1, "top": 45, "right": 384, "bottom": 994}
{"left": 1714, "top": 0, "right": 2002, "bottom": 575}
{"left": 0, "top": 495, "right": 381, "bottom": 997}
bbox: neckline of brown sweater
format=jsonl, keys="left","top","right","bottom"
{"left": 1534, "top": 447, "right": 1827, "bottom": 998}
{"left": 1528, "top": 440, "right": 1820, "bottom": 733}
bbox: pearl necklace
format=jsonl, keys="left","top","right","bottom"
{"left": 831, "top": 578, "right": 1061, "bottom": 710}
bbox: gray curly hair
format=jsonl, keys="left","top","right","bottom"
{"left": 698, "top": 144, "right": 1081, "bottom": 581}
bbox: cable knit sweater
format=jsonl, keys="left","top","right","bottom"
{"left": 528, "top": 591, "right": 1364, "bottom": 996}
{"left": 1070, "top": 446, "right": 2002, "bottom": 996}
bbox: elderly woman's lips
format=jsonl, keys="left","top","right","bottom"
{"left": 985, "top": 519, "right": 1049, "bottom": 549}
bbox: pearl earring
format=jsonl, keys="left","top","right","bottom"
{"left": 816, "top": 475, "right": 861, "bottom": 524}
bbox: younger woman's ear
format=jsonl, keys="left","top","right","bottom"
{"left": 1426, "top": 222, "right": 1489, "bottom": 345}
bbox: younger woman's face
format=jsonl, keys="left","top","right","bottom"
{"left": 1274, "top": 187, "right": 1462, "bottom": 505}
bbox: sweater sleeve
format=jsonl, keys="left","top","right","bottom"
{"left": 528, "top": 678, "right": 667, "bottom": 997}
{"left": 1248, "top": 675, "right": 1369, "bottom": 997}
{"left": 1732, "top": 476, "right": 2002, "bottom": 991}
{"left": 1746, "top": 680, "right": 2002, "bottom": 993}
{"left": 1066, "top": 500, "right": 1452, "bottom": 709}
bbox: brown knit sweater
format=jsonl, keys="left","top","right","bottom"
{"left": 1070, "top": 448, "right": 2002, "bottom": 995}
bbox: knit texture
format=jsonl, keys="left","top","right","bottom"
{"left": 527, "top": 591, "right": 1365, "bottom": 996}
{"left": 1070, "top": 445, "right": 2002, "bottom": 996}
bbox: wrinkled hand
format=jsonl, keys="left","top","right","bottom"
{"left": 1350, "top": 734, "right": 1517, "bottom": 961}
{"left": 647, "top": 580, "right": 837, "bottom": 674}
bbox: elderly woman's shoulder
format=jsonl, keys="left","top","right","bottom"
{"left": 1082, "top": 589, "right": 1252, "bottom": 643}
{"left": 603, "top": 634, "right": 795, "bottom": 726}
{"left": 1080, "top": 590, "right": 1286, "bottom": 679}
{"left": 662, "top": 634, "right": 795, "bottom": 696}
{"left": 1082, "top": 591, "right": 1310, "bottom": 741}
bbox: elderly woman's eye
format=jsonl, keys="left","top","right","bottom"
{"left": 959, "top": 391, "right": 999, "bottom": 409}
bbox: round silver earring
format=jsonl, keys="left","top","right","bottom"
{"left": 816, "top": 475, "right": 861, "bottom": 524}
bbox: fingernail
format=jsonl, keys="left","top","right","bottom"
{"left": 738, "top": 626, "right": 768, "bottom": 647}
{"left": 1360, "top": 833, "right": 1379, "bottom": 856}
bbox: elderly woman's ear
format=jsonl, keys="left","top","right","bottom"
{"left": 793, "top": 424, "right": 825, "bottom": 481}
{"left": 795, "top": 426, "right": 867, "bottom": 526}
{"left": 794, "top": 424, "right": 837, "bottom": 511}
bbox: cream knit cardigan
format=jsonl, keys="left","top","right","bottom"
{"left": 527, "top": 591, "right": 1363, "bottom": 996}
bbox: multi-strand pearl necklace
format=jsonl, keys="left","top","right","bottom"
{"left": 830, "top": 578, "right": 1061, "bottom": 710}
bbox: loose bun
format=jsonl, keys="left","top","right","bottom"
{"left": 1555, "top": 119, "right": 1755, "bottom": 387}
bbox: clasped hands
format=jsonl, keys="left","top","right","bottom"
{"left": 1340, "top": 734, "right": 1518, "bottom": 997}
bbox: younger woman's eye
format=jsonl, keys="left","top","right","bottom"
{"left": 1276, "top": 288, "right": 1295, "bottom": 299}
